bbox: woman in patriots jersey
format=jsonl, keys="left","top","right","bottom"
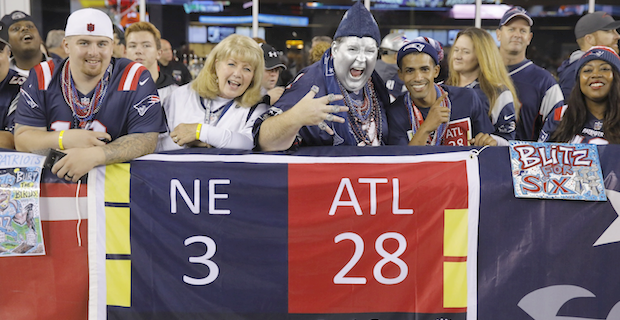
{"left": 547, "top": 46, "right": 620, "bottom": 144}
{"left": 159, "top": 34, "right": 267, "bottom": 151}
{"left": 446, "top": 28, "right": 518, "bottom": 145}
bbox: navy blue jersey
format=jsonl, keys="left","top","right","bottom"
{"left": 542, "top": 105, "right": 608, "bottom": 144}
{"left": 467, "top": 81, "right": 516, "bottom": 142}
{"left": 375, "top": 60, "right": 407, "bottom": 102}
{"left": 16, "top": 58, "right": 166, "bottom": 140}
{"left": 255, "top": 54, "right": 390, "bottom": 147}
{"left": 386, "top": 84, "right": 494, "bottom": 145}
{"left": 557, "top": 51, "right": 583, "bottom": 99}
{"left": 0, "top": 69, "right": 26, "bottom": 132}
{"left": 508, "top": 59, "right": 564, "bottom": 141}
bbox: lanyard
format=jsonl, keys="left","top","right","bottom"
{"left": 200, "top": 98, "right": 234, "bottom": 125}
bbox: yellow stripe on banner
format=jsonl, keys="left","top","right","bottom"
{"left": 444, "top": 261, "right": 467, "bottom": 308}
{"left": 106, "top": 207, "right": 130, "bottom": 254}
{"left": 104, "top": 163, "right": 131, "bottom": 204}
{"left": 444, "top": 209, "right": 468, "bottom": 257}
{"left": 106, "top": 259, "right": 131, "bottom": 307}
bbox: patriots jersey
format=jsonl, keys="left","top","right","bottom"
{"left": 507, "top": 59, "right": 564, "bottom": 141}
{"left": 467, "top": 81, "right": 516, "bottom": 142}
{"left": 15, "top": 58, "right": 166, "bottom": 140}
{"left": 0, "top": 69, "right": 26, "bottom": 133}
{"left": 540, "top": 106, "right": 608, "bottom": 145}
{"left": 386, "top": 84, "right": 494, "bottom": 145}
{"left": 568, "top": 112, "right": 608, "bottom": 144}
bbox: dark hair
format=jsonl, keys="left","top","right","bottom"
{"left": 113, "top": 25, "right": 125, "bottom": 46}
{"left": 550, "top": 67, "right": 620, "bottom": 143}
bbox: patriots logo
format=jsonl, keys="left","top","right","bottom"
{"left": 11, "top": 12, "right": 26, "bottom": 20}
{"left": 133, "top": 95, "right": 160, "bottom": 116}
{"left": 20, "top": 88, "right": 38, "bottom": 109}
{"left": 87, "top": 23, "right": 95, "bottom": 32}
{"left": 404, "top": 42, "right": 425, "bottom": 52}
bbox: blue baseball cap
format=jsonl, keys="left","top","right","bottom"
{"left": 499, "top": 6, "right": 533, "bottom": 27}
{"left": 397, "top": 41, "right": 439, "bottom": 68}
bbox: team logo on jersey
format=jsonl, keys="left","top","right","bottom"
{"left": 594, "top": 121, "right": 603, "bottom": 131}
{"left": 133, "top": 95, "right": 160, "bottom": 116}
{"left": 20, "top": 88, "right": 38, "bottom": 109}
{"left": 87, "top": 23, "right": 95, "bottom": 32}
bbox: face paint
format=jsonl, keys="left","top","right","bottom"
{"left": 332, "top": 36, "right": 378, "bottom": 92}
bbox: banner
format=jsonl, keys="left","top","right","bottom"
{"left": 4, "top": 146, "right": 620, "bottom": 320}
{"left": 88, "top": 151, "right": 480, "bottom": 320}
{"left": 0, "top": 161, "right": 88, "bottom": 320}
{"left": 478, "top": 146, "right": 620, "bottom": 320}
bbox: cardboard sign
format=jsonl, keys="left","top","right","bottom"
{"left": 509, "top": 141, "right": 606, "bottom": 201}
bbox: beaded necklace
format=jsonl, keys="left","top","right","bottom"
{"left": 338, "top": 80, "right": 382, "bottom": 146}
{"left": 61, "top": 60, "right": 112, "bottom": 128}
{"left": 404, "top": 84, "right": 451, "bottom": 145}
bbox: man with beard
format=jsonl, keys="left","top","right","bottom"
{"left": 254, "top": 2, "right": 389, "bottom": 150}
{"left": 0, "top": 11, "right": 49, "bottom": 78}
{"left": 496, "top": 6, "right": 564, "bottom": 141}
{"left": 557, "top": 12, "right": 620, "bottom": 99}
{"left": 14, "top": 8, "right": 166, "bottom": 182}
{"left": 386, "top": 40, "right": 495, "bottom": 146}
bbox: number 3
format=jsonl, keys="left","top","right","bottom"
{"left": 183, "top": 236, "right": 219, "bottom": 285}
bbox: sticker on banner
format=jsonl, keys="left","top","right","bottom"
{"left": 509, "top": 142, "right": 606, "bottom": 201}
{"left": 0, "top": 152, "right": 46, "bottom": 256}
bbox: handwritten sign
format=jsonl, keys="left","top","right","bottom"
{"left": 509, "top": 142, "right": 606, "bottom": 201}
{"left": 0, "top": 153, "right": 46, "bottom": 256}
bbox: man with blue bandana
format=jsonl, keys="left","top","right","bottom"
{"left": 254, "top": 1, "right": 390, "bottom": 150}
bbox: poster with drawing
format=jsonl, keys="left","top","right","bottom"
{"left": 0, "top": 153, "right": 46, "bottom": 256}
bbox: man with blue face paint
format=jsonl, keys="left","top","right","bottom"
{"left": 253, "top": 1, "right": 390, "bottom": 151}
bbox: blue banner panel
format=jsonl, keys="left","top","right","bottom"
{"left": 478, "top": 146, "right": 620, "bottom": 320}
{"left": 112, "top": 160, "right": 289, "bottom": 317}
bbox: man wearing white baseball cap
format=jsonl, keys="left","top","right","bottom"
{"left": 14, "top": 8, "right": 166, "bottom": 182}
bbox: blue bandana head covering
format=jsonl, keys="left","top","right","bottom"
{"left": 333, "top": 1, "right": 381, "bottom": 45}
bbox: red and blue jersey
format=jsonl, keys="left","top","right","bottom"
{"left": 15, "top": 58, "right": 166, "bottom": 139}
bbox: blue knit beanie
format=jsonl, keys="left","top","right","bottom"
{"left": 333, "top": 2, "right": 381, "bottom": 45}
{"left": 577, "top": 46, "right": 620, "bottom": 78}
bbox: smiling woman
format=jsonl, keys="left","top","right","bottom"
{"left": 547, "top": 46, "right": 620, "bottom": 144}
{"left": 157, "top": 34, "right": 267, "bottom": 151}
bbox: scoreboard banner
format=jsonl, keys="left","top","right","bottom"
{"left": 88, "top": 151, "right": 480, "bottom": 320}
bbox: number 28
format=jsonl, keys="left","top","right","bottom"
{"left": 334, "top": 232, "right": 408, "bottom": 285}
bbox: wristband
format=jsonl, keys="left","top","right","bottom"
{"left": 58, "top": 130, "right": 65, "bottom": 150}
{"left": 195, "top": 123, "right": 202, "bottom": 141}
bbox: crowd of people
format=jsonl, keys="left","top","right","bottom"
{"left": 0, "top": 3, "right": 619, "bottom": 181}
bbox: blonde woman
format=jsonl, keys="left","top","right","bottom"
{"left": 446, "top": 27, "right": 519, "bottom": 145}
{"left": 158, "top": 34, "right": 266, "bottom": 151}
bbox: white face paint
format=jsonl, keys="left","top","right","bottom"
{"left": 332, "top": 36, "right": 378, "bottom": 92}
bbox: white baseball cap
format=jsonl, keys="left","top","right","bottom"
{"left": 65, "top": 8, "right": 113, "bottom": 40}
